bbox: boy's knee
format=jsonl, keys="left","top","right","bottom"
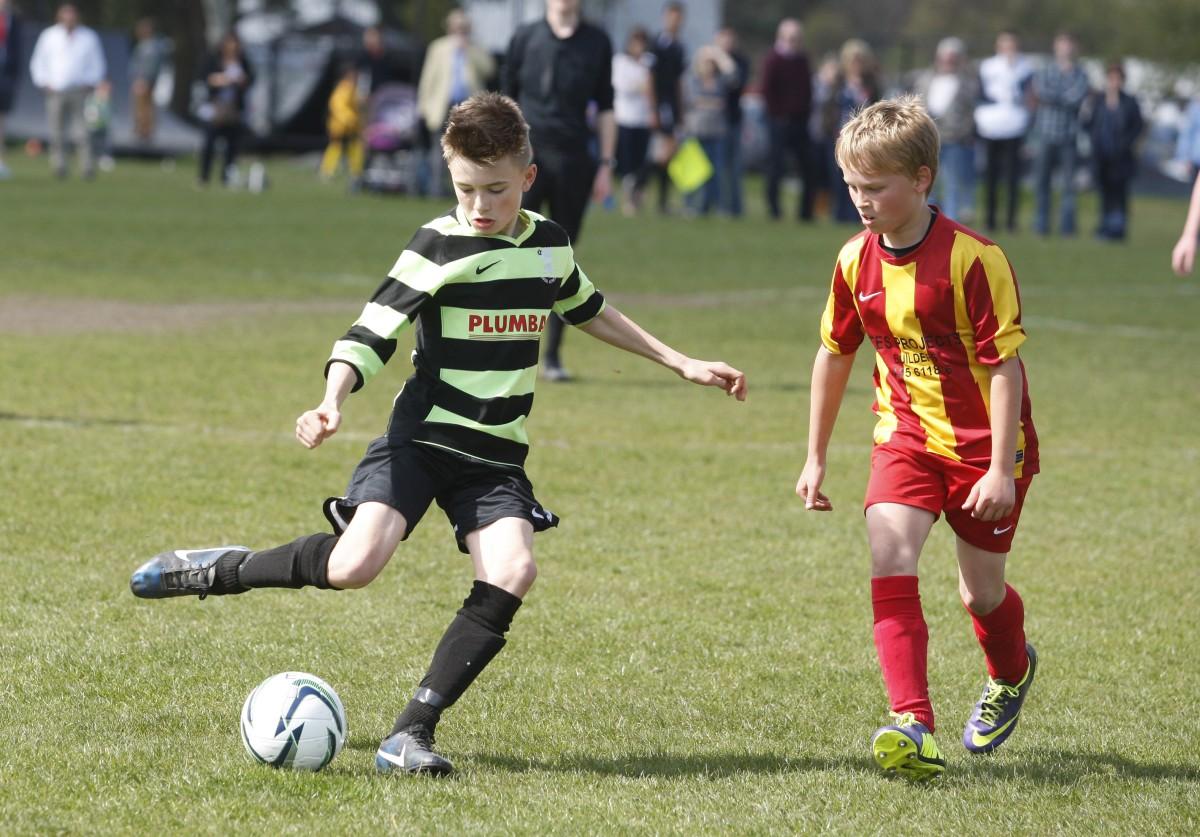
{"left": 959, "top": 582, "right": 1005, "bottom": 615}
{"left": 327, "top": 544, "right": 389, "bottom": 589}
{"left": 505, "top": 551, "right": 538, "bottom": 589}
{"left": 488, "top": 550, "right": 537, "bottom": 596}
{"left": 870, "top": 546, "right": 920, "bottom": 578}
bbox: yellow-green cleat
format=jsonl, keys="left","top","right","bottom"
{"left": 871, "top": 711, "right": 946, "bottom": 781}
{"left": 963, "top": 642, "right": 1037, "bottom": 754}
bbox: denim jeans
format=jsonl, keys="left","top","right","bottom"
{"left": 718, "top": 127, "right": 744, "bottom": 217}
{"left": 1033, "top": 138, "right": 1078, "bottom": 235}
{"left": 1094, "top": 159, "right": 1131, "bottom": 240}
{"left": 935, "top": 142, "right": 976, "bottom": 221}
{"left": 687, "top": 135, "right": 725, "bottom": 215}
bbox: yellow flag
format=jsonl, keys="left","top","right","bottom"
{"left": 667, "top": 137, "right": 714, "bottom": 194}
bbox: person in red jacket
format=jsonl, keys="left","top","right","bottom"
{"left": 759, "top": 18, "right": 814, "bottom": 221}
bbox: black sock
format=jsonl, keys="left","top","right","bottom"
{"left": 391, "top": 580, "right": 523, "bottom": 735}
{"left": 236, "top": 533, "right": 339, "bottom": 590}
{"left": 210, "top": 550, "right": 249, "bottom": 595}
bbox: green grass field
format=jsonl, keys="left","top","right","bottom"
{"left": 1, "top": 154, "right": 1198, "bottom": 835}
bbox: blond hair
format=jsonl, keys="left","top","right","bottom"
{"left": 834, "top": 95, "right": 939, "bottom": 195}
{"left": 441, "top": 92, "right": 533, "bottom": 166}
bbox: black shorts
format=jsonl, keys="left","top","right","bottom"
{"left": 336, "top": 437, "right": 558, "bottom": 554}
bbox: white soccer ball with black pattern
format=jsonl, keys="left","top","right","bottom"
{"left": 239, "top": 671, "right": 347, "bottom": 771}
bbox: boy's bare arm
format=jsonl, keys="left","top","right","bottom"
{"left": 796, "top": 347, "right": 856, "bottom": 511}
{"left": 961, "top": 356, "right": 1022, "bottom": 521}
{"left": 1171, "top": 169, "right": 1200, "bottom": 276}
{"left": 296, "top": 361, "right": 357, "bottom": 449}
{"left": 577, "top": 304, "right": 747, "bottom": 400}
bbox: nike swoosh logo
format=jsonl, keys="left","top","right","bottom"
{"left": 475, "top": 260, "right": 501, "bottom": 274}
{"left": 993, "top": 525, "right": 1014, "bottom": 535}
{"left": 858, "top": 290, "right": 883, "bottom": 302}
{"left": 377, "top": 748, "right": 406, "bottom": 768}
{"left": 971, "top": 715, "right": 1018, "bottom": 747}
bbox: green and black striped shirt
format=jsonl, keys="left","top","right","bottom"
{"left": 327, "top": 208, "right": 605, "bottom": 468}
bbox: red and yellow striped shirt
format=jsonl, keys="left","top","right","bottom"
{"left": 820, "top": 212, "right": 1038, "bottom": 477}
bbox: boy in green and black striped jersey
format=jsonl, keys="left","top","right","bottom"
{"left": 130, "top": 93, "right": 746, "bottom": 776}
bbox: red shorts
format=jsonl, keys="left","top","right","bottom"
{"left": 864, "top": 445, "right": 1033, "bottom": 553}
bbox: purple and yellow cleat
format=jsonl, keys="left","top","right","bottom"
{"left": 963, "top": 642, "right": 1037, "bottom": 754}
{"left": 871, "top": 712, "right": 946, "bottom": 781}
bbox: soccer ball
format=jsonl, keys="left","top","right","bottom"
{"left": 239, "top": 672, "right": 347, "bottom": 771}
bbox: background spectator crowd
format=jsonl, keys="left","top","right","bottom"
{"left": 5, "top": 1, "right": 1199, "bottom": 248}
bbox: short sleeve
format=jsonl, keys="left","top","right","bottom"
{"left": 552, "top": 247, "right": 605, "bottom": 326}
{"left": 962, "top": 245, "right": 1025, "bottom": 365}
{"left": 819, "top": 258, "right": 864, "bottom": 355}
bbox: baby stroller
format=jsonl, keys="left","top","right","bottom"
{"left": 360, "top": 83, "right": 420, "bottom": 193}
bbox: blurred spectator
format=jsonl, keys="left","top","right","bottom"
{"left": 83, "top": 77, "right": 113, "bottom": 172}
{"left": 682, "top": 43, "right": 736, "bottom": 216}
{"left": 612, "top": 27, "right": 654, "bottom": 215}
{"left": 1086, "top": 61, "right": 1143, "bottom": 242}
{"left": 1175, "top": 96, "right": 1200, "bottom": 178}
{"left": 714, "top": 25, "right": 750, "bottom": 217}
{"left": 975, "top": 31, "right": 1033, "bottom": 232}
{"left": 0, "top": 0, "right": 22, "bottom": 179}
{"left": 912, "top": 37, "right": 978, "bottom": 222}
{"left": 129, "top": 17, "right": 164, "bottom": 145}
{"left": 29, "top": 3, "right": 105, "bottom": 179}
{"left": 197, "top": 32, "right": 254, "bottom": 187}
{"left": 809, "top": 54, "right": 840, "bottom": 218}
{"left": 826, "top": 38, "right": 882, "bottom": 223}
{"left": 649, "top": 1, "right": 687, "bottom": 214}
{"left": 417, "top": 8, "right": 494, "bottom": 197}
{"left": 1172, "top": 169, "right": 1200, "bottom": 275}
{"left": 1030, "top": 32, "right": 1090, "bottom": 236}
{"left": 760, "top": 18, "right": 814, "bottom": 221}
{"left": 320, "top": 65, "right": 364, "bottom": 181}
{"left": 358, "top": 25, "right": 403, "bottom": 94}
{"left": 504, "top": 0, "right": 615, "bottom": 382}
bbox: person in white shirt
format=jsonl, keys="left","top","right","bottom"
{"left": 612, "top": 27, "right": 654, "bottom": 215}
{"left": 29, "top": 3, "right": 105, "bottom": 179}
{"left": 912, "top": 37, "right": 979, "bottom": 222}
{"left": 974, "top": 31, "right": 1032, "bottom": 232}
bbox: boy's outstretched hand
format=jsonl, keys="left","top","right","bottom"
{"left": 296, "top": 403, "right": 342, "bottom": 449}
{"left": 678, "top": 358, "right": 748, "bottom": 400}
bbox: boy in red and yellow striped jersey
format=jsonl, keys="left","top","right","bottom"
{"left": 796, "top": 97, "right": 1038, "bottom": 781}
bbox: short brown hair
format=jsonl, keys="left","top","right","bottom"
{"left": 441, "top": 92, "right": 532, "bottom": 166}
{"left": 835, "top": 95, "right": 939, "bottom": 195}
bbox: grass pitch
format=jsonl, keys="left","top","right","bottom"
{"left": 1, "top": 155, "right": 1198, "bottom": 834}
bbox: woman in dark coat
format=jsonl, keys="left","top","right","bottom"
{"left": 1087, "top": 61, "right": 1143, "bottom": 240}
{"left": 198, "top": 32, "right": 255, "bottom": 186}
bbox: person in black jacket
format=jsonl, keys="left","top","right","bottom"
{"left": 0, "top": 0, "right": 21, "bottom": 178}
{"left": 504, "top": 0, "right": 616, "bottom": 382}
{"left": 198, "top": 32, "right": 255, "bottom": 186}
{"left": 1087, "top": 61, "right": 1143, "bottom": 241}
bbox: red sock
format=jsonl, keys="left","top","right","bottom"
{"left": 871, "top": 575, "right": 934, "bottom": 731}
{"left": 967, "top": 583, "right": 1028, "bottom": 682}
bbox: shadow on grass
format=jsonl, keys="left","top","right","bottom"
{"left": 959, "top": 748, "right": 1200, "bottom": 785}
{"left": 469, "top": 751, "right": 868, "bottom": 778}
{"left": 345, "top": 736, "right": 860, "bottom": 777}
{"left": 0, "top": 411, "right": 147, "bottom": 429}
{"left": 346, "top": 736, "right": 1199, "bottom": 784}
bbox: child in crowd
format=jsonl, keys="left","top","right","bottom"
{"left": 320, "top": 64, "right": 365, "bottom": 181}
